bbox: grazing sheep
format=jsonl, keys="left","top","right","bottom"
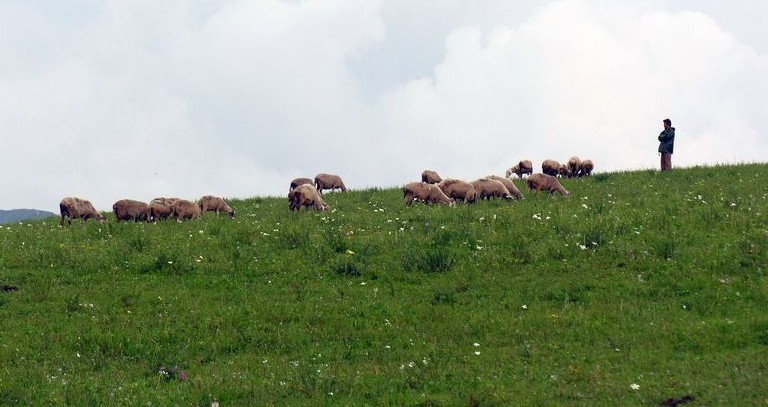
{"left": 578, "top": 159, "right": 594, "bottom": 177}
{"left": 567, "top": 156, "right": 582, "bottom": 178}
{"left": 437, "top": 179, "right": 477, "bottom": 204}
{"left": 171, "top": 199, "right": 201, "bottom": 221}
{"left": 289, "top": 184, "right": 329, "bottom": 211}
{"left": 112, "top": 199, "right": 150, "bottom": 222}
{"left": 314, "top": 173, "right": 348, "bottom": 194}
{"left": 149, "top": 197, "right": 179, "bottom": 222}
{"left": 403, "top": 182, "right": 455, "bottom": 207}
{"left": 541, "top": 159, "right": 561, "bottom": 177}
{"left": 527, "top": 173, "right": 570, "bottom": 197}
{"left": 558, "top": 164, "right": 569, "bottom": 178}
{"left": 198, "top": 195, "right": 235, "bottom": 218}
{"left": 289, "top": 177, "right": 314, "bottom": 192}
{"left": 471, "top": 178, "right": 513, "bottom": 200}
{"left": 505, "top": 160, "right": 533, "bottom": 179}
{"left": 59, "top": 197, "right": 106, "bottom": 227}
{"left": 487, "top": 175, "right": 524, "bottom": 200}
{"left": 421, "top": 170, "right": 443, "bottom": 184}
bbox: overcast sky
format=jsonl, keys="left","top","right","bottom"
{"left": 2, "top": 0, "right": 767, "bottom": 212}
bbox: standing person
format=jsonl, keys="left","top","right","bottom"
{"left": 658, "top": 118, "right": 675, "bottom": 171}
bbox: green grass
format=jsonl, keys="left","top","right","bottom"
{"left": 1, "top": 164, "right": 767, "bottom": 406}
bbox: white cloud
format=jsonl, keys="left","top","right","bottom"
{"left": 0, "top": 0, "right": 766, "bottom": 212}
{"left": 378, "top": 0, "right": 768, "bottom": 178}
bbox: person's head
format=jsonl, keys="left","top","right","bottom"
{"left": 663, "top": 118, "right": 672, "bottom": 129}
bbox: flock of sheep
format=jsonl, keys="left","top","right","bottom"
{"left": 289, "top": 156, "right": 594, "bottom": 211}
{"left": 506, "top": 156, "right": 594, "bottom": 179}
{"left": 58, "top": 195, "right": 234, "bottom": 227}
{"left": 57, "top": 157, "right": 594, "bottom": 223}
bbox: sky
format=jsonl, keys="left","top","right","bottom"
{"left": 2, "top": 0, "right": 767, "bottom": 213}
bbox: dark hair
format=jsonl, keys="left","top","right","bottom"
{"left": 663, "top": 118, "right": 672, "bottom": 126}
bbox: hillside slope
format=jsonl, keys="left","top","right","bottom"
{"left": 0, "top": 164, "right": 766, "bottom": 405}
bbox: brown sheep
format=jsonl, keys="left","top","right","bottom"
{"left": 558, "top": 164, "right": 569, "bottom": 178}
{"left": 59, "top": 197, "right": 106, "bottom": 227}
{"left": 149, "top": 197, "right": 179, "bottom": 222}
{"left": 171, "top": 199, "right": 201, "bottom": 221}
{"left": 315, "top": 173, "right": 348, "bottom": 194}
{"left": 578, "top": 159, "right": 594, "bottom": 177}
{"left": 471, "top": 178, "right": 514, "bottom": 200}
{"left": 289, "top": 184, "right": 329, "bottom": 211}
{"left": 289, "top": 177, "right": 314, "bottom": 192}
{"left": 567, "top": 156, "right": 582, "bottom": 178}
{"left": 541, "top": 159, "right": 560, "bottom": 177}
{"left": 198, "top": 195, "right": 235, "bottom": 218}
{"left": 487, "top": 175, "right": 524, "bottom": 200}
{"left": 112, "top": 199, "right": 150, "bottom": 222}
{"left": 527, "top": 173, "right": 570, "bottom": 197}
{"left": 403, "top": 182, "right": 455, "bottom": 207}
{"left": 505, "top": 160, "right": 533, "bottom": 179}
{"left": 421, "top": 170, "right": 443, "bottom": 184}
{"left": 437, "top": 179, "right": 477, "bottom": 203}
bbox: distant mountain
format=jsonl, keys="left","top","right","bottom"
{"left": 0, "top": 209, "right": 57, "bottom": 224}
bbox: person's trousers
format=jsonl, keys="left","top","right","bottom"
{"left": 660, "top": 153, "right": 672, "bottom": 171}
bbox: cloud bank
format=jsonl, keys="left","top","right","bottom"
{"left": 1, "top": 0, "right": 766, "bottom": 212}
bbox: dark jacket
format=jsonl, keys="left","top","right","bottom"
{"left": 658, "top": 127, "right": 675, "bottom": 154}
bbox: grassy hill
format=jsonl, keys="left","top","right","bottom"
{"left": 0, "top": 164, "right": 766, "bottom": 406}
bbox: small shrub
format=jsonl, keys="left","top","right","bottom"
{"left": 652, "top": 238, "right": 676, "bottom": 260}
{"left": 334, "top": 258, "right": 362, "bottom": 276}
{"left": 757, "top": 325, "right": 768, "bottom": 346}
{"left": 323, "top": 228, "right": 347, "bottom": 253}
{"left": 128, "top": 234, "right": 148, "bottom": 252}
{"left": 276, "top": 225, "right": 309, "bottom": 249}
{"left": 66, "top": 295, "right": 81, "bottom": 313}
{"left": 738, "top": 234, "right": 767, "bottom": 270}
{"left": 582, "top": 227, "right": 606, "bottom": 248}
{"left": 403, "top": 245, "right": 455, "bottom": 273}
{"left": 431, "top": 288, "right": 455, "bottom": 305}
